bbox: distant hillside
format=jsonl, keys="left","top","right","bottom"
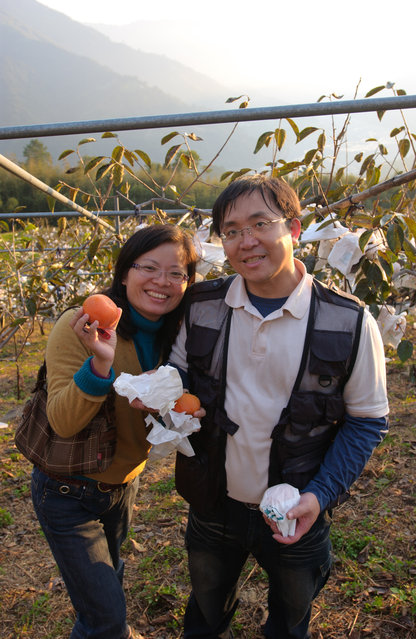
{"left": 1, "top": 0, "right": 226, "bottom": 108}
{"left": 0, "top": 0, "right": 272, "bottom": 168}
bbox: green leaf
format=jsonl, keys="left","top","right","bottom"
{"left": 397, "top": 339, "right": 413, "bottom": 362}
{"left": 46, "top": 195, "right": 56, "bottom": 213}
{"left": 403, "top": 237, "right": 416, "bottom": 262}
{"left": 378, "top": 144, "right": 388, "bottom": 155}
{"left": 87, "top": 238, "right": 101, "bottom": 263}
{"left": 390, "top": 126, "right": 405, "bottom": 137}
{"left": 335, "top": 167, "right": 345, "bottom": 181}
{"left": 84, "top": 156, "right": 104, "bottom": 175}
{"left": 124, "top": 150, "right": 135, "bottom": 166}
{"left": 161, "top": 131, "right": 180, "bottom": 145}
{"left": 379, "top": 255, "right": 394, "bottom": 278}
{"left": 65, "top": 166, "right": 79, "bottom": 174}
{"left": 317, "top": 95, "right": 326, "bottom": 103}
{"left": 226, "top": 95, "right": 245, "bottom": 103}
{"left": 359, "top": 229, "right": 373, "bottom": 252}
{"left": 275, "top": 128, "right": 286, "bottom": 151}
{"left": 113, "top": 164, "right": 124, "bottom": 186}
{"left": 164, "top": 144, "right": 182, "bottom": 168}
{"left": 386, "top": 223, "right": 404, "bottom": 253}
{"left": 220, "top": 171, "right": 234, "bottom": 182}
{"left": 78, "top": 137, "right": 96, "bottom": 146}
{"left": 398, "top": 138, "right": 410, "bottom": 157}
{"left": 185, "top": 132, "right": 203, "bottom": 141}
{"left": 366, "top": 261, "right": 384, "bottom": 287}
{"left": 101, "top": 132, "right": 117, "bottom": 138}
{"left": 365, "top": 85, "right": 385, "bottom": 97}
{"left": 58, "top": 149, "right": 74, "bottom": 160}
{"left": 112, "top": 146, "right": 125, "bottom": 162}
{"left": 377, "top": 110, "right": 385, "bottom": 121}
{"left": 298, "top": 127, "right": 318, "bottom": 142}
{"left": 317, "top": 132, "right": 326, "bottom": 152}
{"left": 404, "top": 216, "right": 416, "bottom": 240}
{"left": 229, "top": 168, "right": 252, "bottom": 182}
{"left": 286, "top": 118, "right": 299, "bottom": 140}
{"left": 397, "top": 89, "right": 407, "bottom": 96}
{"left": 239, "top": 100, "right": 249, "bottom": 109}
{"left": 134, "top": 149, "right": 152, "bottom": 168}
{"left": 95, "top": 162, "right": 113, "bottom": 181}
{"left": 354, "top": 152, "right": 363, "bottom": 162}
{"left": 181, "top": 154, "right": 193, "bottom": 169}
{"left": 26, "top": 298, "right": 37, "bottom": 317}
{"left": 366, "top": 165, "right": 381, "bottom": 187}
{"left": 254, "top": 131, "right": 274, "bottom": 154}
{"left": 359, "top": 154, "right": 375, "bottom": 176}
{"left": 303, "top": 149, "right": 318, "bottom": 165}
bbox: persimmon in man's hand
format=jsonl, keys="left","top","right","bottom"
{"left": 173, "top": 393, "right": 201, "bottom": 415}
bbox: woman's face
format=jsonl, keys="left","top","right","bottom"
{"left": 122, "top": 242, "right": 189, "bottom": 321}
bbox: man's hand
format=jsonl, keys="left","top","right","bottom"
{"left": 266, "top": 492, "right": 321, "bottom": 545}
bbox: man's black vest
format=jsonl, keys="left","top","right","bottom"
{"left": 175, "top": 275, "right": 364, "bottom": 515}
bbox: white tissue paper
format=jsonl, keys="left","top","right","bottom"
{"left": 113, "top": 365, "right": 183, "bottom": 416}
{"left": 260, "top": 483, "right": 300, "bottom": 537}
{"left": 113, "top": 365, "right": 201, "bottom": 459}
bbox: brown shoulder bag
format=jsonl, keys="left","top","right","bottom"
{"left": 15, "top": 361, "right": 117, "bottom": 474}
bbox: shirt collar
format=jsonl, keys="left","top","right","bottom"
{"left": 225, "top": 259, "right": 312, "bottom": 320}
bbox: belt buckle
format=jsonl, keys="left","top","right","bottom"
{"left": 245, "top": 502, "right": 260, "bottom": 510}
{"left": 97, "top": 482, "right": 112, "bottom": 493}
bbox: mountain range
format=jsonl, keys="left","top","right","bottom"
{"left": 0, "top": 0, "right": 262, "bottom": 166}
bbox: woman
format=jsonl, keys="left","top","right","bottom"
{"left": 31, "top": 224, "right": 198, "bottom": 639}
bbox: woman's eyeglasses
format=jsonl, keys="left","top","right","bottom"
{"left": 130, "top": 263, "right": 189, "bottom": 284}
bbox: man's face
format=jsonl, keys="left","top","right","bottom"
{"left": 220, "top": 190, "right": 301, "bottom": 298}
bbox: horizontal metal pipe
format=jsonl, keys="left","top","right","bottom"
{"left": 0, "top": 209, "right": 210, "bottom": 220}
{"left": 1, "top": 95, "right": 415, "bottom": 140}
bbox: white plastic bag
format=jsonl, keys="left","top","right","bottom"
{"left": 376, "top": 306, "right": 407, "bottom": 348}
{"left": 327, "top": 232, "right": 363, "bottom": 276}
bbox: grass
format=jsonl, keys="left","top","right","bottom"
{"left": 0, "top": 322, "right": 415, "bottom": 638}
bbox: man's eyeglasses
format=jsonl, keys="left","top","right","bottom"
{"left": 130, "top": 263, "right": 189, "bottom": 284}
{"left": 219, "top": 218, "right": 285, "bottom": 244}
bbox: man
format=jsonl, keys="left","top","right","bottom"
{"left": 169, "top": 174, "right": 388, "bottom": 639}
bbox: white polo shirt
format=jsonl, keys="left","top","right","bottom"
{"left": 169, "top": 260, "right": 389, "bottom": 504}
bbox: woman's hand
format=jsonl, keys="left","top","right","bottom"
{"left": 70, "top": 306, "right": 122, "bottom": 376}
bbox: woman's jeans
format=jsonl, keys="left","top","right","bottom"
{"left": 31, "top": 466, "right": 140, "bottom": 639}
{"left": 184, "top": 497, "right": 332, "bottom": 639}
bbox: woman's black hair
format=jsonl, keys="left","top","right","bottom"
{"left": 103, "top": 224, "right": 198, "bottom": 362}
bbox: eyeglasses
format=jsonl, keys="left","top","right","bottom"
{"left": 219, "top": 218, "right": 286, "bottom": 244}
{"left": 130, "top": 263, "right": 189, "bottom": 284}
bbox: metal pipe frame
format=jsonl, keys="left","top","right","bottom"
{"left": 1, "top": 95, "right": 416, "bottom": 140}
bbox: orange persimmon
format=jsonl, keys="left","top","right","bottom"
{"left": 173, "top": 392, "right": 201, "bottom": 415}
{"left": 82, "top": 294, "right": 120, "bottom": 329}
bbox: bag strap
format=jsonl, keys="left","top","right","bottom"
{"left": 33, "top": 360, "right": 47, "bottom": 392}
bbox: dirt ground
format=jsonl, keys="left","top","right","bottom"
{"left": 0, "top": 326, "right": 415, "bottom": 638}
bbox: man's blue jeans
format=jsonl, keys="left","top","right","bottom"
{"left": 184, "top": 497, "right": 332, "bottom": 639}
{"left": 31, "top": 466, "right": 140, "bottom": 639}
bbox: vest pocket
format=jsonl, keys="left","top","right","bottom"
{"left": 270, "top": 391, "right": 345, "bottom": 490}
{"left": 309, "top": 330, "right": 353, "bottom": 377}
{"left": 186, "top": 324, "right": 221, "bottom": 371}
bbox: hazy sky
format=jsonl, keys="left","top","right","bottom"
{"left": 37, "top": 0, "right": 416, "bottom": 104}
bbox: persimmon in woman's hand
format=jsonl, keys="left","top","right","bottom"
{"left": 173, "top": 393, "right": 201, "bottom": 415}
{"left": 82, "top": 294, "right": 121, "bottom": 332}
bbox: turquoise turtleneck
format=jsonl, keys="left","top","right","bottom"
{"left": 129, "top": 305, "right": 165, "bottom": 372}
